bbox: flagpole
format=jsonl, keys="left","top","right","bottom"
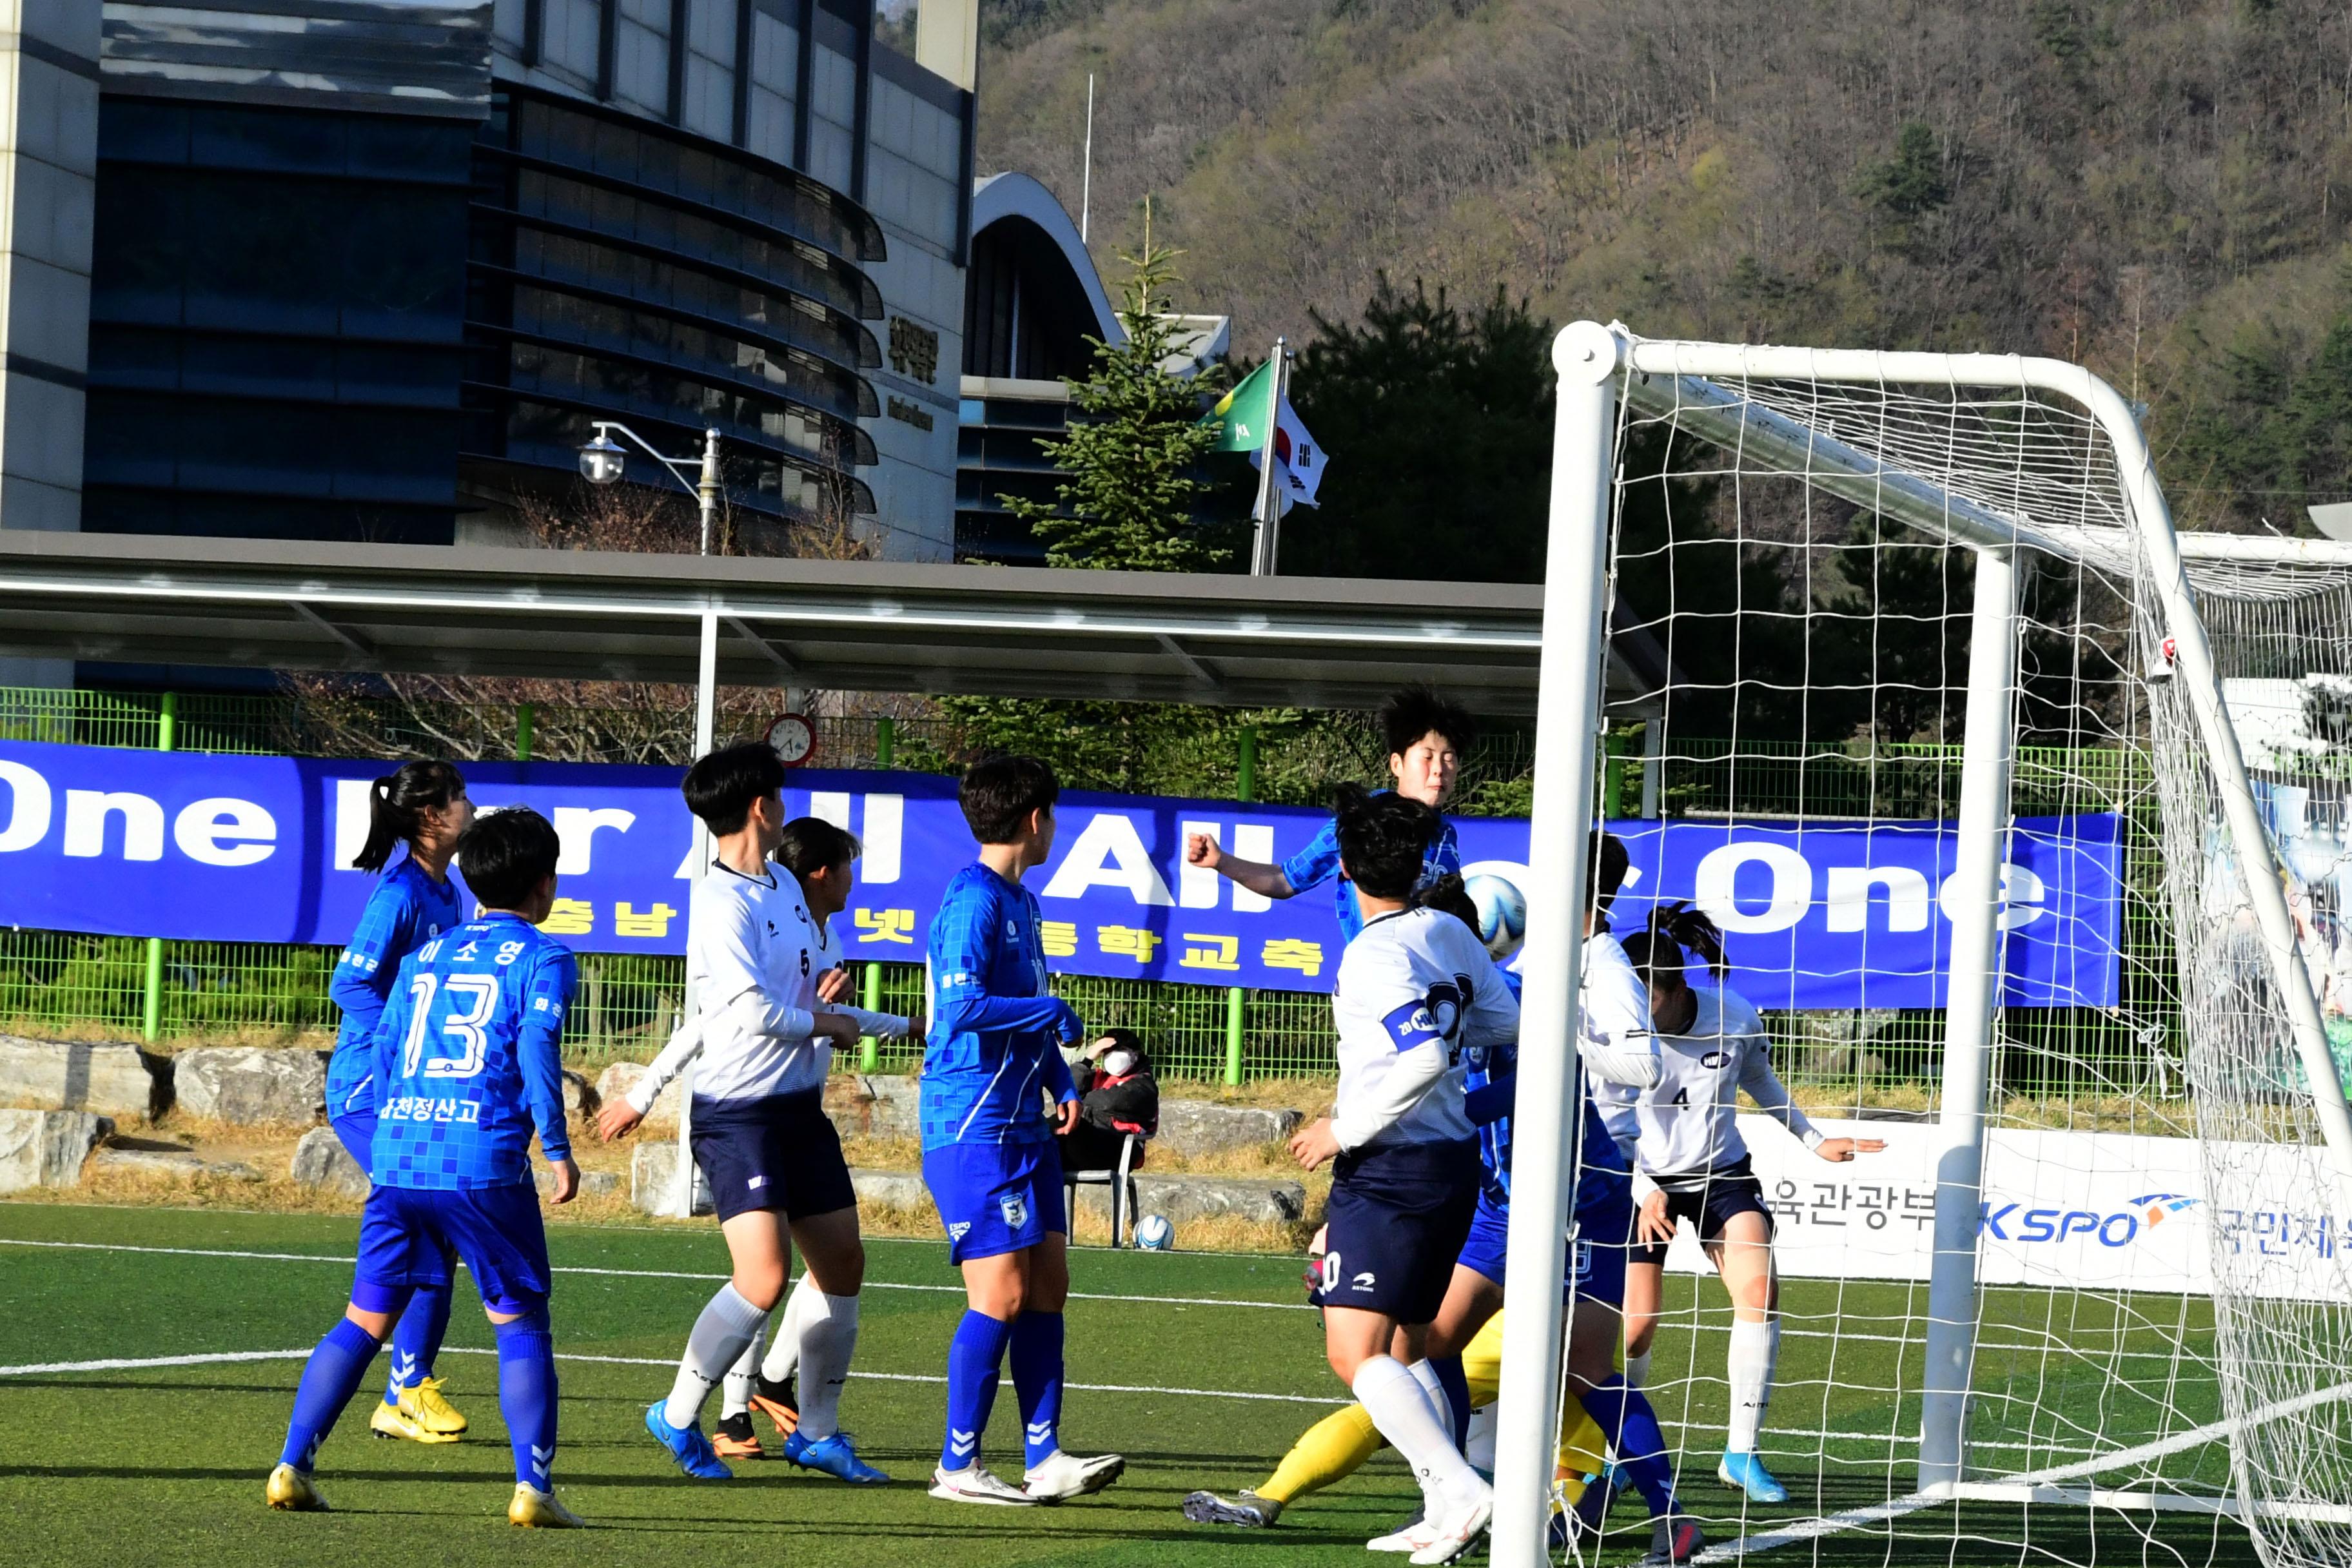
{"left": 1249, "top": 337, "right": 1287, "bottom": 575}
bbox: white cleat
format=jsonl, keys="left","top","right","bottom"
{"left": 1408, "top": 1494, "right": 1494, "bottom": 1567}
{"left": 1023, "top": 1448, "right": 1126, "bottom": 1502}
{"left": 929, "top": 1464, "right": 1040, "bottom": 1505}
{"left": 1367, "top": 1515, "right": 1438, "bottom": 1553}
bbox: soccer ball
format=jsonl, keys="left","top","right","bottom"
{"left": 1464, "top": 873, "right": 1527, "bottom": 961}
{"left": 1135, "top": 1213, "right": 1175, "bottom": 1251}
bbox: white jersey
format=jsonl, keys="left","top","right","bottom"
{"left": 1625, "top": 983, "right": 1821, "bottom": 1186}
{"left": 652, "top": 859, "right": 912, "bottom": 1108}
{"left": 1329, "top": 905, "right": 1518, "bottom": 1153}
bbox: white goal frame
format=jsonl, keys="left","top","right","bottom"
{"left": 1487, "top": 320, "right": 2352, "bottom": 1567}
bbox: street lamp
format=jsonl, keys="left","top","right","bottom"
{"left": 577, "top": 420, "right": 723, "bottom": 556}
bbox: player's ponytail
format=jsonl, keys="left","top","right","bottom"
{"left": 353, "top": 760, "right": 466, "bottom": 873}
{"left": 1656, "top": 900, "right": 1727, "bottom": 978}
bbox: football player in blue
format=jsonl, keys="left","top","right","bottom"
{"left": 1185, "top": 686, "right": 1471, "bottom": 943}
{"left": 921, "top": 754, "right": 1124, "bottom": 1507}
{"left": 326, "top": 760, "right": 473, "bottom": 1445}
{"left": 266, "top": 806, "right": 584, "bottom": 1528}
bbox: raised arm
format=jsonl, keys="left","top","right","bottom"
{"left": 1578, "top": 946, "right": 1662, "bottom": 1089}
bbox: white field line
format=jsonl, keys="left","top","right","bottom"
{"left": 1694, "top": 1377, "right": 2352, "bottom": 1560}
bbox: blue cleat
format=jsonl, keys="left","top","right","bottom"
{"left": 1718, "top": 1449, "right": 1789, "bottom": 1504}
{"left": 783, "top": 1428, "right": 890, "bottom": 1484}
{"left": 1551, "top": 1469, "right": 1618, "bottom": 1550}
{"left": 643, "top": 1401, "right": 732, "bottom": 1480}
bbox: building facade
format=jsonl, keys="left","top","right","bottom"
{"left": 1, "top": 0, "right": 972, "bottom": 578}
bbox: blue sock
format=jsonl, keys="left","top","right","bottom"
{"left": 384, "top": 1280, "right": 453, "bottom": 1404}
{"left": 942, "top": 1309, "right": 1012, "bottom": 1472}
{"left": 1009, "top": 1311, "right": 1065, "bottom": 1468}
{"left": 495, "top": 1308, "right": 559, "bottom": 1491}
{"left": 279, "top": 1317, "right": 382, "bottom": 1471}
{"left": 1431, "top": 1355, "right": 1472, "bottom": 1454}
{"left": 1582, "top": 1375, "right": 1678, "bottom": 1516}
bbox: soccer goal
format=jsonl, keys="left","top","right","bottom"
{"left": 1490, "top": 322, "right": 2352, "bottom": 1567}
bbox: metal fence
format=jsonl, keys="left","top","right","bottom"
{"left": 0, "top": 684, "right": 2182, "bottom": 1093}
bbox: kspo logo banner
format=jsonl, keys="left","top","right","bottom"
{"left": 0, "top": 740, "right": 2122, "bottom": 1001}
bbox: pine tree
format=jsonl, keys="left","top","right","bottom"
{"left": 1001, "top": 208, "right": 1231, "bottom": 571}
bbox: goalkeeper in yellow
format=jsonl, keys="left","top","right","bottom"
{"left": 1184, "top": 857, "right": 1696, "bottom": 1563}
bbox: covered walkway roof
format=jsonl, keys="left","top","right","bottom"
{"left": 0, "top": 533, "right": 1667, "bottom": 716}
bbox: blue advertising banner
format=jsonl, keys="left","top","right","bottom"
{"left": 0, "top": 740, "right": 2122, "bottom": 1007}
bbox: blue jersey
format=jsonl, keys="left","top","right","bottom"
{"left": 920, "top": 863, "right": 1079, "bottom": 1151}
{"left": 1463, "top": 968, "right": 1633, "bottom": 1210}
{"left": 1280, "top": 799, "right": 1462, "bottom": 944}
{"left": 328, "top": 858, "right": 465, "bottom": 1119}
{"left": 368, "top": 912, "right": 575, "bottom": 1190}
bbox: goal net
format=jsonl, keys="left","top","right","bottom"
{"left": 1491, "top": 324, "right": 2352, "bottom": 1568}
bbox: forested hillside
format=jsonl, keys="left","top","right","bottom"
{"left": 977, "top": 0, "right": 2352, "bottom": 535}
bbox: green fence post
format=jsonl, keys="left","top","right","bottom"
{"left": 859, "top": 962, "right": 882, "bottom": 1071}
{"left": 1602, "top": 730, "right": 1627, "bottom": 819}
{"left": 876, "top": 715, "right": 895, "bottom": 769}
{"left": 1224, "top": 723, "right": 1257, "bottom": 1086}
{"left": 516, "top": 702, "right": 535, "bottom": 762}
{"left": 142, "top": 692, "right": 178, "bottom": 1043}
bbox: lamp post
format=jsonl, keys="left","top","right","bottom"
{"left": 577, "top": 421, "right": 723, "bottom": 556}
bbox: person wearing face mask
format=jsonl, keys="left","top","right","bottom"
{"left": 1062, "top": 1028, "right": 1159, "bottom": 1173}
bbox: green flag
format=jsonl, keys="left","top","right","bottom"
{"left": 1202, "top": 360, "right": 1277, "bottom": 452}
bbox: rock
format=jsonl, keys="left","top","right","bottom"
{"left": 630, "top": 1141, "right": 712, "bottom": 1216}
{"left": 562, "top": 1069, "right": 598, "bottom": 1122}
{"left": 0, "top": 1110, "right": 111, "bottom": 1191}
{"left": 0, "top": 1035, "right": 169, "bottom": 1121}
{"left": 91, "top": 1145, "right": 260, "bottom": 1182}
{"left": 1072, "top": 1172, "right": 1307, "bottom": 1228}
{"left": 536, "top": 1166, "right": 622, "bottom": 1199}
{"left": 288, "top": 1126, "right": 369, "bottom": 1197}
{"left": 1153, "top": 1099, "right": 1304, "bottom": 1158}
{"left": 172, "top": 1047, "right": 329, "bottom": 1126}
{"left": 824, "top": 1074, "right": 920, "bottom": 1141}
{"left": 849, "top": 1168, "right": 931, "bottom": 1211}
{"left": 596, "top": 1061, "right": 680, "bottom": 1127}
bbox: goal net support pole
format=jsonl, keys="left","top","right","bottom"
{"left": 1489, "top": 323, "right": 2352, "bottom": 1567}
{"left": 1917, "top": 544, "right": 2025, "bottom": 1492}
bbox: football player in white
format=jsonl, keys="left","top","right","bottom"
{"left": 1613, "top": 904, "right": 1883, "bottom": 1504}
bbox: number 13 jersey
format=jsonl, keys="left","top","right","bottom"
{"left": 369, "top": 912, "right": 578, "bottom": 1190}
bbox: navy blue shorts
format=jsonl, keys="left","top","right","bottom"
{"left": 331, "top": 1109, "right": 377, "bottom": 1176}
{"left": 1630, "top": 1164, "right": 1774, "bottom": 1266}
{"left": 1572, "top": 1184, "right": 1636, "bottom": 1308}
{"left": 355, "top": 1181, "right": 551, "bottom": 1316}
{"left": 1320, "top": 1139, "right": 1480, "bottom": 1324}
{"left": 689, "top": 1090, "right": 857, "bottom": 1224}
{"left": 922, "top": 1140, "right": 1067, "bottom": 1264}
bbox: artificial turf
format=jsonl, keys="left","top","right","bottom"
{"left": 0, "top": 1201, "right": 2267, "bottom": 1567}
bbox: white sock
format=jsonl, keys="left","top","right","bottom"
{"left": 1727, "top": 1317, "right": 1779, "bottom": 1454}
{"left": 1353, "top": 1355, "right": 1490, "bottom": 1512}
{"left": 1464, "top": 1403, "right": 1497, "bottom": 1476}
{"left": 1625, "top": 1348, "right": 1652, "bottom": 1391}
{"left": 793, "top": 1290, "right": 861, "bottom": 1441}
{"left": 759, "top": 1275, "right": 818, "bottom": 1386}
{"left": 721, "top": 1325, "right": 764, "bottom": 1418}
{"left": 664, "top": 1282, "right": 769, "bottom": 1429}
{"left": 1405, "top": 1358, "right": 1455, "bottom": 1444}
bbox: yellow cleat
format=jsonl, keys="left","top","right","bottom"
{"left": 266, "top": 1463, "right": 329, "bottom": 1512}
{"left": 370, "top": 1395, "right": 462, "bottom": 1445}
{"left": 509, "top": 1483, "right": 587, "bottom": 1528}
{"left": 404, "top": 1377, "right": 468, "bottom": 1436}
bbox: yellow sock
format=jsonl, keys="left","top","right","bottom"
{"left": 1257, "top": 1404, "right": 1384, "bottom": 1505}
{"left": 1458, "top": 1310, "right": 1612, "bottom": 1500}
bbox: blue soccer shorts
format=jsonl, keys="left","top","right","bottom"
{"left": 1319, "top": 1139, "right": 1481, "bottom": 1324}
{"left": 330, "top": 1109, "right": 377, "bottom": 1175}
{"left": 922, "top": 1140, "right": 1068, "bottom": 1265}
{"left": 1455, "top": 1191, "right": 1513, "bottom": 1290}
{"left": 1571, "top": 1179, "right": 1638, "bottom": 1309}
{"left": 355, "top": 1181, "right": 551, "bottom": 1317}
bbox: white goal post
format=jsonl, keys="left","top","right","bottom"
{"left": 1489, "top": 320, "right": 2352, "bottom": 1568}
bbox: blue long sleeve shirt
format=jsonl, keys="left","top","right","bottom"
{"left": 920, "top": 863, "right": 1079, "bottom": 1150}
{"left": 1279, "top": 799, "right": 1462, "bottom": 943}
{"left": 368, "top": 912, "right": 575, "bottom": 1190}
{"left": 327, "top": 858, "right": 464, "bottom": 1120}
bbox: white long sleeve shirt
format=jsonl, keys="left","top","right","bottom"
{"left": 1622, "top": 981, "right": 1822, "bottom": 1188}
{"left": 1329, "top": 906, "right": 1518, "bottom": 1153}
{"left": 652, "top": 861, "right": 912, "bottom": 1109}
